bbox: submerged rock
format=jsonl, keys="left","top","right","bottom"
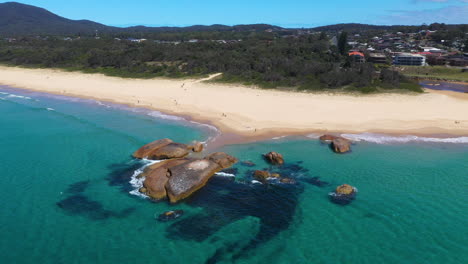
{"left": 240, "top": 161, "right": 256, "bottom": 167}
{"left": 158, "top": 210, "right": 184, "bottom": 222}
{"left": 329, "top": 184, "right": 358, "bottom": 205}
{"left": 263, "top": 152, "right": 284, "bottom": 165}
{"left": 279, "top": 178, "right": 297, "bottom": 184}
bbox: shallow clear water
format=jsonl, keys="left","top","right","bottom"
{"left": 0, "top": 86, "right": 467, "bottom": 264}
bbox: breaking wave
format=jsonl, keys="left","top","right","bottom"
{"left": 340, "top": 133, "right": 468, "bottom": 144}
{"left": 215, "top": 172, "right": 236, "bottom": 178}
{"left": 128, "top": 159, "right": 162, "bottom": 199}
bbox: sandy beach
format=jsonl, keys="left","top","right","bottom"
{"left": 1, "top": 66, "right": 467, "bottom": 139}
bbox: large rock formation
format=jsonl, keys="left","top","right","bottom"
{"left": 263, "top": 152, "right": 284, "bottom": 165}
{"left": 166, "top": 152, "right": 238, "bottom": 203}
{"left": 133, "top": 139, "right": 204, "bottom": 160}
{"left": 319, "top": 135, "right": 352, "bottom": 154}
{"left": 331, "top": 138, "right": 351, "bottom": 153}
{"left": 133, "top": 138, "right": 173, "bottom": 159}
{"left": 329, "top": 184, "right": 358, "bottom": 205}
{"left": 139, "top": 151, "right": 238, "bottom": 203}
{"left": 141, "top": 159, "right": 189, "bottom": 200}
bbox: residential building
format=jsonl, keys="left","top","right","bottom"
{"left": 368, "top": 53, "right": 387, "bottom": 64}
{"left": 393, "top": 53, "right": 426, "bottom": 66}
{"left": 348, "top": 51, "right": 365, "bottom": 63}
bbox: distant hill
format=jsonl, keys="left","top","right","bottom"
{"left": 0, "top": 2, "right": 283, "bottom": 36}
{"left": 0, "top": 2, "right": 114, "bottom": 35}
{"left": 0, "top": 2, "right": 465, "bottom": 36}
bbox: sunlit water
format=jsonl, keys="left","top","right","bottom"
{"left": 0, "top": 86, "right": 467, "bottom": 264}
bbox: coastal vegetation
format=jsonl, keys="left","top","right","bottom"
{"left": 397, "top": 66, "right": 468, "bottom": 82}
{"left": 0, "top": 35, "right": 421, "bottom": 93}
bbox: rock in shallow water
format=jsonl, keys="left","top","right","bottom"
{"left": 263, "top": 152, "right": 284, "bottom": 165}
{"left": 331, "top": 138, "right": 351, "bottom": 154}
{"left": 329, "top": 184, "right": 358, "bottom": 205}
{"left": 157, "top": 210, "right": 184, "bottom": 222}
{"left": 319, "top": 135, "right": 352, "bottom": 154}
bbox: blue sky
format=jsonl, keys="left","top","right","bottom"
{"left": 3, "top": 0, "right": 468, "bottom": 27}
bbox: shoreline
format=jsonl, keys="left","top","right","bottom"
{"left": 1, "top": 66, "right": 468, "bottom": 146}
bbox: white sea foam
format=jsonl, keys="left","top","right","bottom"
{"left": 305, "top": 133, "right": 321, "bottom": 139}
{"left": 0, "top": 92, "right": 8, "bottom": 95}
{"left": 272, "top": 136, "right": 287, "bottom": 140}
{"left": 215, "top": 172, "right": 236, "bottom": 177}
{"left": 340, "top": 133, "right": 468, "bottom": 144}
{"left": 95, "top": 100, "right": 111, "bottom": 108}
{"left": 46, "top": 108, "right": 55, "bottom": 111}
{"left": 147, "top": 111, "right": 186, "bottom": 121}
{"left": 128, "top": 159, "right": 162, "bottom": 199}
{"left": 7, "top": 94, "right": 32, "bottom": 100}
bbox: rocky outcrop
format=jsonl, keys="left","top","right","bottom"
{"left": 166, "top": 153, "right": 238, "bottom": 203}
{"left": 329, "top": 184, "right": 357, "bottom": 205}
{"left": 191, "top": 142, "right": 204, "bottom": 153}
{"left": 141, "top": 159, "right": 189, "bottom": 200}
{"left": 331, "top": 138, "right": 351, "bottom": 153}
{"left": 319, "top": 134, "right": 339, "bottom": 141}
{"left": 138, "top": 151, "right": 238, "bottom": 203}
{"left": 133, "top": 139, "right": 204, "bottom": 160}
{"left": 253, "top": 170, "right": 271, "bottom": 183}
{"left": 133, "top": 138, "right": 173, "bottom": 159}
{"left": 263, "top": 152, "right": 284, "bottom": 165}
{"left": 147, "top": 143, "right": 191, "bottom": 160}
{"left": 319, "top": 135, "right": 352, "bottom": 154}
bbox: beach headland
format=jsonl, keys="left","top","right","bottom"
{"left": 1, "top": 65, "right": 468, "bottom": 144}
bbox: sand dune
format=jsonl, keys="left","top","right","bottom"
{"left": 1, "top": 66, "right": 467, "bottom": 138}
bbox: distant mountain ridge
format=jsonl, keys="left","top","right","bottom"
{"left": 0, "top": 2, "right": 285, "bottom": 35}
{"left": 0, "top": 2, "right": 465, "bottom": 36}
{"left": 0, "top": 2, "right": 113, "bottom": 35}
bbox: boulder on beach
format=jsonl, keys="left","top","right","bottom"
{"left": 331, "top": 138, "right": 351, "bottom": 154}
{"left": 165, "top": 153, "right": 238, "bottom": 203}
{"left": 329, "top": 184, "right": 357, "bottom": 205}
{"left": 263, "top": 152, "right": 284, "bottom": 165}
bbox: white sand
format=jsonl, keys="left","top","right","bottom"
{"left": 1, "top": 66, "right": 467, "bottom": 137}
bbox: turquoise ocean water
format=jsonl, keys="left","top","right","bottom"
{"left": 0, "top": 86, "right": 467, "bottom": 264}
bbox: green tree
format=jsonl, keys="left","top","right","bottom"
{"left": 338, "top": 32, "right": 348, "bottom": 55}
